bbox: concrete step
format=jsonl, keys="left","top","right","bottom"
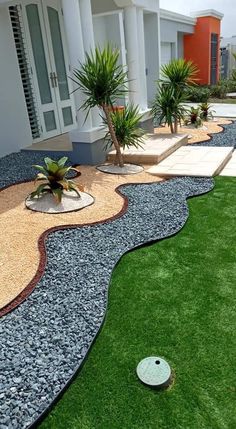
{"left": 107, "top": 133, "right": 188, "bottom": 165}
{"left": 146, "top": 146, "right": 234, "bottom": 177}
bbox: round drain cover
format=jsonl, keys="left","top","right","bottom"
{"left": 136, "top": 356, "right": 171, "bottom": 389}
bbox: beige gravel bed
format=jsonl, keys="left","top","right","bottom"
{"left": 0, "top": 167, "right": 162, "bottom": 309}
{"left": 0, "top": 118, "right": 232, "bottom": 310}
{"left": 155, "top": 118, "right": 232, "bottom": 143}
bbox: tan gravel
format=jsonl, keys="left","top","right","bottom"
{"left": 0, "top": 118, "right": 232, "bottom": 309}
{"left": 0, "top": 167, "right": 162, "bottom": 309}
{"left": 155, "top": 118, "right": 232, "bottom": 143}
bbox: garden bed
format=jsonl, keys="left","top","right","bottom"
{"left": 0, "top": 120, "right": 236, "bottom": 429}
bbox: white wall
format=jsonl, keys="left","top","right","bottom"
{"left": 93, "top": 16, "right": 107, "bottom": 46}
{"left": 0, "top": 6, "right": 32, "bottom": 158}
{"left": 93, "top": 13, "right": 123, "bottom": 64}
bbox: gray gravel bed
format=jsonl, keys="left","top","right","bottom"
{"left": 0, "top": 121, "right": 235, "bottom": 428}
{"left": 0, "top": 152, "right": 74, "bottom": 189}
{"left": 195, "top": 120, "right": 236, "bottom": 147}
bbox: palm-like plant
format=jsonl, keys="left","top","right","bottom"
{"left": 72, "top": 45, "right": 128, "bottom": 167}
{"left": 152, "top": 83, "right": 188, "bottom": 133}
{"left": 30, "top": 157, "right": 83, "bottom": 204}
{"left": 161, "top": 59, "right": 198, "bottom": 88}
{"left": 154, "top": 59, "right": 198, "bottom": 133}
{"left": 104, "top": 104, "right": 145, "bottom": 153}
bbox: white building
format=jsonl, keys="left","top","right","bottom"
{"left": 220, "top": 36, "right": 236, "bottom": 79}
{"left": 0, "top": 0, "right": 195, "bottom": 162}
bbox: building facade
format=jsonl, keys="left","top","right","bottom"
{"left": 0, "top": 1, "right": 223, "bottom": 161}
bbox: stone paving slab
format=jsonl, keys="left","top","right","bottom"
{"left": 107, "top": 133, "right": 188, "bottom": 164}
{"left": 219, "top": 150, "right": 236, "bottom": 176}
{"left": 147, "top": 146, "right": 234, "bottom": 177}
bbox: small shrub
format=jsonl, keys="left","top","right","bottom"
{"left": 185, "top": 86, "right": 211, "bottom": 102}
{"left": 210, "top": 82, "right": 228, "bottom": 99}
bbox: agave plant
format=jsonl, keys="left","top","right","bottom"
{"left": 104, "top": 104, "right": 145, "bottom": 157}
{"left": 72, "top": 45, "right": 128, "bottom": 167}
{"left": 30, "top": 157, "right": 83, "bottom": 204}
{"left": 152, "top": 83, "right": 188, "bottom": 133}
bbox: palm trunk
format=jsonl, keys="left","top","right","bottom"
{"left": 170, "top": 122, "right": 174, "bottom": 134}
{"left": 103, "top": 104, "right": 124, "bottom": 168}
{"left": 174, "top": 117, "right": 178, "bottom": 133}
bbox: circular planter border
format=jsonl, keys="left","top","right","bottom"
{"left": 25, "top": 191, "right": 94, "bottom": 214}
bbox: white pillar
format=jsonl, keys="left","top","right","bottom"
{"left": 79, "top": 0, "right": 95, "bottom": 53}
{"left": 157, "top": 11, "right": 161, "bottom": 80}
{"left": 62, "top": 0, "right": 92, "bottom": 131}
{"left": 136, "top": 8, "right": 148, "bottom": 111}
{"left": 79, "top": 0, "right": 101, "bottom": 128}
{"left": 124, "top": 6, "right": 141, "bottom": 106}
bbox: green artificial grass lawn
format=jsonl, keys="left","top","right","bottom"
{"left": 40, "top": 177, "right": 236, "bottom": 429}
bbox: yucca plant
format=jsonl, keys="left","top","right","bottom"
{"left": 161, "top": 58, "right": 198, "bottom": 88}
{"left": 156, "top": 59, "right": 198, "bottom": 133}
{"left": 152, "top": 83, "right": 188, "bottom": 133}
{"left": 104, "top": 104, "right": 145, "bottom": 154}
{"left": 72, "top": 45, "right": 128, "bottom": 167}
{"left": 30, "top": 157, "right": 83, "bottom": 204}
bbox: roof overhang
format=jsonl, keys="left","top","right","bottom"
{"left": 160, "top": 8, "right": 196, "bottom": 26}
{"left": 190, "top": 9, "right": 224, "bottom": 20}
{"left": 114, "top": 0, "right": 159, "bottom": 11}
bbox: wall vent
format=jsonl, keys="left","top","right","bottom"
{"left": 9, "top": 5, "right": 41, "bottom": 140}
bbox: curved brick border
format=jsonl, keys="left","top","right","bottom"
{"left": 0, "top": 185, "right": 129, "bottom": 317}
{"left": 0, "top": 120, "right": 233, "bottom": 318}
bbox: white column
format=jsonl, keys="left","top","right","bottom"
{"left": 136, "top": 8, "right": 148, "bottom": 111}
{"left": 62, "top": 0, "right": 92, "bottom": 131}
{"left": 124, "top": 6, "right": 141, "bottom": 106}
{"left": 79, "top": 0, "right": 101, "bottom": 128}
{"left": 157, "top": 11, "right": 161, "bottom": 80}
{"left": 79, "top": 0, "right": 95, "bottom": 53}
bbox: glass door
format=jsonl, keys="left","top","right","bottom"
{"left": 22, "top": 0, "right": 76, "bottom": 140}
{"left": 42, "top": 0, "right": 76, "bottom": 133}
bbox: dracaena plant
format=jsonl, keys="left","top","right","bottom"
{"left": 152, "top": 83, "right": 188, "bottom": 133}
{"left": 72, "top": 45, "right": 129, "bottom": 167}
{"left": 30, "top": 157, "right": 83, "bottom": 204}
{"left": 154, "top": 59, "right": 198, "bottom": 133}
{"left": 104, "top": 104, "right": 145, "bottom": 154}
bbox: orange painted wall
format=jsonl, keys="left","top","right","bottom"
{"left": 184, "top": 16, "right": 221, "bottom": 85}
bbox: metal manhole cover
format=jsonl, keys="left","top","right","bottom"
{"left": 136, "top": 356, "right": 171, "bottom": 389}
